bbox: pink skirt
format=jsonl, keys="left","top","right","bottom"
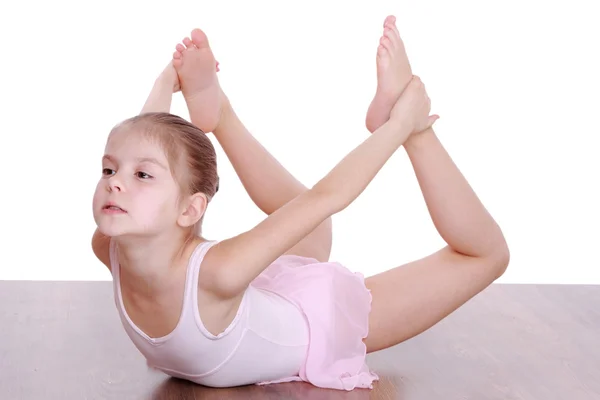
{"left": 250, "top": 254, "right": 379, "bottom": 391}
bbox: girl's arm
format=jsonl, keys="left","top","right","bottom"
{"left": 140, "top": 62, "right": 180, "bottom": 114}
{"left": 203, "top": 78, "right": 435, "bottom": 298}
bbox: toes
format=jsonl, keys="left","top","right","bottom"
{"left": 183, "top": 37, "right": 194, "bottom": 49}
{"left": 383, "top": 16, "right": 403, "bottom": 49}
{"left": 384, "top": 26, "right": 401, "bottom": 51}
{"left": 389, "top": 23, "right": 401, "bottom": 42}
{"left": 380, "top": 35, "right": 394, "bottom": 53}
{"left": 190, "top": 28, "right": 210, "bottom": 49}
{"left": 377, "top": 43, "right": 388, "bottom": 58}
{"left": 387, "top": 19, "right": 400, "bottom": 35}
{"left": 383, "top": 15, "right": 396, "bottom": 28}
{"left": 172, "top": 54, "right": 183, "bottom": 69}
{"left": 173, "top": 43, "right": 185, "bottom": 67}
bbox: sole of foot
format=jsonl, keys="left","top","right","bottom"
{"left": 173, "top": 29, "right": 223, "bottom": 133}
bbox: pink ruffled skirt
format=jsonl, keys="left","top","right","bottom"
{"left": 250, "top": 255, "right": 379, "bottom": 391}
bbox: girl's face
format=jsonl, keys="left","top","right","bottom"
{"left": 92, "top": 128, "right": 184, "bottom": 239}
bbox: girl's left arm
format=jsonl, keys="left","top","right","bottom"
{"left": 140, "top": 62, "right": 180, "bottom": 114}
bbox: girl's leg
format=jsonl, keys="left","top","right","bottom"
{"left": 362, "top": 17, "right": 509, "bottom": 352}
{"left": 364, "top": 131, "right": 510, "bottom": 352}
{"left": 173, "top": 30, "right": 332, "bottom": 262}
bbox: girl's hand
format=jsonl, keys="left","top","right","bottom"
{"left": 390, "top": 75, "right": 439, "bottom": 135}
{"left": 163, "top": 61, "right": 181, "bottom": 93}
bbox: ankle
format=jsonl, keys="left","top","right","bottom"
{"left": 213, "top": 97, "right": 236, "bottom": 135}
{"left": 404, "top": 128, "right": 436, "bottom": 152}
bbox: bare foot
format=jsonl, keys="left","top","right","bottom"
{"left": 365, "top": 16, "right": 413, "bottom": 133}
{"left": 173, "top": 29, "right": 223, "bottom": 133}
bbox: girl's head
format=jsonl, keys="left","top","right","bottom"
{"left": 92, "top": 112, "right": 219, "bottom": 241}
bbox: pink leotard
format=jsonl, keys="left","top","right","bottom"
{"left": 109, "top": 239, "right": 378, "bottom": 390}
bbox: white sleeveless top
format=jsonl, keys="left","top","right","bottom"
{"left": 110, "top": 239, "right": 310, "bottom": 387}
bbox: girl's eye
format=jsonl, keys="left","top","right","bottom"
{"left": 103, "top": 168, "right": 114, "bottom": 176}
{"left": 137, "top": 172, "right": 152, "bottom": 179}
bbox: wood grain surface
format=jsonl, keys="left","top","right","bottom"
{"left": 1, "top": 281, "right": 598, "bottom": 399}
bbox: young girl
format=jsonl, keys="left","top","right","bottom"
{"left": 91, "top": 16, "right": 510, "bottom": 391}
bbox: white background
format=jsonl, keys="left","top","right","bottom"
{"left": 1, "top": 0, "right": 598, "bottom": 284}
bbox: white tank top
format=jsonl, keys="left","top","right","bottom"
{"left": 110, "top": 239, "right": 310, "bottom": 387}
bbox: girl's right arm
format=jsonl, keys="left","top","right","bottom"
{"left": 204, "top": 77, "right": 436, "bottom": 298}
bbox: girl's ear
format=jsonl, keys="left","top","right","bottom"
{"left": 177, "top": 192, "right": 208, "bottom": 228}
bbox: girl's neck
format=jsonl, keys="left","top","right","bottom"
{"left": 114, "top": 231, "right": 203, "bottom": 296}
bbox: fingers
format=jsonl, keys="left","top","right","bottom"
{"left": 410, "top": 75, "right": 425, "bottom": 91}
{"left": 427, "top": 114, "right": 440, "bottom": 127}
{"left": 407, "top": 75, "right": 430, "bottom": 106}
{"left": 392, "top": 74, "right": 436, "bottom": 132}
{"left": 412, "top": 75, "right": 431, "bottom": 105}
{"left": 410, "top": 75, "right": 437, "bottom": 131}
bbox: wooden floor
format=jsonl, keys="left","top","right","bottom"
{"left": 1, "top": 281, "right": 598, "bottom": 400}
